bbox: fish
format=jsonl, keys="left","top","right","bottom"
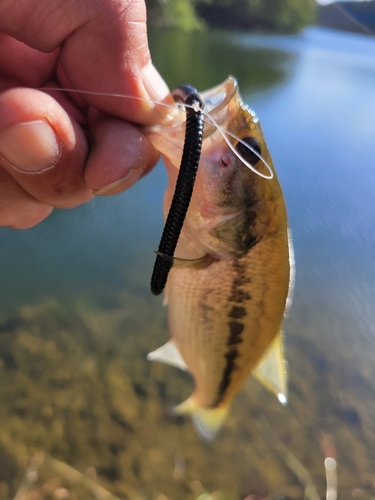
{"left": 145, "top": 76, "right": 294, "bottom": 440}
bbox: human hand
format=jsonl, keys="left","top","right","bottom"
{"left": 0, "top": 0, "right": 171, "bottom": 229}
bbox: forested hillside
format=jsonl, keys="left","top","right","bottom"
{"left": 146, "top": 0, "right": 317, "bottom": 33}
{"left": 316, "top": 0, "right": 375, "bottom": 34}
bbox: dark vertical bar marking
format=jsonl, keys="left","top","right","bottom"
{"left": 211, "top": 260, "right": 251, "bottom": 408}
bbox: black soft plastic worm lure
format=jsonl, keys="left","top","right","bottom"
{"left": 150, "top": 85, "right": 205, "bottom": 296}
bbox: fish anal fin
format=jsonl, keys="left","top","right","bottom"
{"left": 147, "top": 340, "right": 188, "bottom": 371}
{"left": 174, "top": 396, "right": 229, "bottom": 441}
{"left": 253, "top": 331, "right": 288, "bottom": 404}
{"left": 155, "top": 251, "right": 214, "bottom": 270}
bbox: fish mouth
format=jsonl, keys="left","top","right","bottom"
{"left": 144, "top": 76, "right": 248, "bottom": 178}
{"left": 201, "top": 76, "right": 238, "bottom": 116}
{"left": 200, "top": 76, "right": 240, "bottom": 139}
{"left": 150, "top": 77, "right": 240, "bottom": 137}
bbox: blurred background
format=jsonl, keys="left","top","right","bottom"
{"left": 0, "top": 1, "right": 375, "bottom": 499}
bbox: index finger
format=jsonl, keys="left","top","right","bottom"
{"left": 0, "top": 0, "right": 172, "bottom": 125}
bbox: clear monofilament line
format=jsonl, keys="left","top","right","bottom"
{"left": 41, "top": 87, "right": 273, "bottom": 180}
{"left": 41, "top": 87, "right": 177, "bottom": 110}
{"left": 204, "top": 111, "right": 274, "bottom": 180}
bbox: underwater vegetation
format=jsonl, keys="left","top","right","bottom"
{"left": 1, "top": 296, "right": 375, "bottom": 500}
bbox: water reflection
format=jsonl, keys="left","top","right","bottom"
{"left": 0, "top": 170, "right": 166, "bottom": 315}
{"left": 149, "top": 28, "right": 295, "bottom": 94}
{"left": 0, "top": 26, "right": 375, "bottom": 500}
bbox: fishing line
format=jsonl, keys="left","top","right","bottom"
{"left": 41, "top": 87, "right": 176, "bottom": 109}
{"left": 42, "top": 87, "right": 272, "bottom": 179}
{"left": 42, "top": 86, "right": 273, "bottom": 295}
{"left": 150, "top": 85, "right": 205, "bottom": 296}
{"left": 203, "top": 112, "right": 274, "bottom": 180}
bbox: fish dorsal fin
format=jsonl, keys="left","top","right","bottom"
{"left": 147, "top": 340, "right": 188, "bottom": 371}
{"left": 253, "top": 331, "right": 288, "bottom": 404}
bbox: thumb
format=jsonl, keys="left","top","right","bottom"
{"left": 0, "top": 0, "right": 172, "bottom": 124}
{"left": 0, "top": 87, "right": 92, "bottom": 208}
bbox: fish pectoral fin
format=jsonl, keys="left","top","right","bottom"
{"left": 174, "top": 396, "right": 229, "bottom": 441}
{"left": 147, "top": 340, "right": 188, "bottom": 371}
{"left": 155, "top": 251, "right": 214, "bottom": 270}
{"left": 163, "top": 280, "right": 169, "bottom": 306}
{"left": 253, "top": 331, "right": 288, "bottom": 404}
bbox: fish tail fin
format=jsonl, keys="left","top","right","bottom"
{"left": 174, "top": 396, "right": 229, "bottom": 441}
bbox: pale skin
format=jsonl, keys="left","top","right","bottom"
{"left": 0, "top": 0, "right": 172, "bottom": 229}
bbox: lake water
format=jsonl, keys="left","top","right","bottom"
{"left": 0, "top": 26, "right": 375, "bottom": 500}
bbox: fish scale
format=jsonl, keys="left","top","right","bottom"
{"left": 167, "top": 230, "right": 289, "bottom": 410}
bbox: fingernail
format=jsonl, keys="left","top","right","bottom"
{"left": 93, "top": 167, "right": 145, "bottom": 196}
{"left": 142, "top": 63, "right": 170, "bottom": 103}
{"left": 0, "top": 120, "right": 62, "bottom": 173}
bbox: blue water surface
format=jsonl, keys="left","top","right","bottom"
{"left": 1, "top": 26, "right": 375, "bottom": 498}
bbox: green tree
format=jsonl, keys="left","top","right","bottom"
{"left": 146, "top": 0, "right": 203, "bottom": 30}
{"left": 146, "top": 0, "right": 317, "bottom": 33}
{"left": 196, "top": 0, "right": 317, "bottom": 33}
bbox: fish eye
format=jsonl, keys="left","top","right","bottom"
{"left": 236, "top": 136, "right": 262, "bottom": 165}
